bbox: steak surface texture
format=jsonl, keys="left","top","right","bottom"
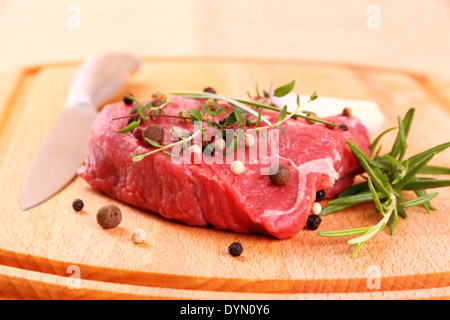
{"left": 77, "top": 97, "right": 370, "bottom": 238}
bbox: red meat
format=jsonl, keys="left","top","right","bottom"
{"left": 77, "top": 97, "right": 370, "bottom": 238}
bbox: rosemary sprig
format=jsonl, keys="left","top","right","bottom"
{"left": 317, "top": 108, "right": 450, "bottom": 257}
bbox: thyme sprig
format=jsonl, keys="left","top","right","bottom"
{"left": 172, "top": 81, "right": 339, "bottom": 132}
{"left": 317, "top": 108, "right": 450, "bottom": 257}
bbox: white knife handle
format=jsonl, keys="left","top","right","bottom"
{"left": 64, "top": 52, "right": 140, "bottom": 110}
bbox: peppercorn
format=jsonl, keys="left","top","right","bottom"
{"left": 96, "top": 204, "right": 122, "bottom": 229}
{"left": 218, "top": 118, "right": 226, "bottom": 126}
{"left": 143, "top": 124, "right": 165, "bottom": 145}
{"left": 128, "top": 117, "right": 139, "bottom": 125}
{"left": 228, "top": 241, "right": 243, "bottom": 257}
{"left": 203, "top": 87, "right": 217, "bottom": 94}
{"left": 269, "top": 164, "right": 291, "bottom": 186}
{"left": 123, "top": 94, "right": 134, "bottom": 105}
{"left": 133, "top": 127, "right": 143, "bottom": 140}
{"left": 72, "top": 199, "right": 84, "bottom": 211}
{"left": 150, "top": 97, "right": 163, "bottom": 108}
{"left": 305, "top": 113, "right": 318, "bottom": 124}
{"left": 306, "top": 214, "right": 322, "bottom": 230}
{"left": 129, "top": 106, "right": 138, "bottom": 115}
{"left": 230, "top": 161, "right": 245, "bottom": 175}
{"left": 244, "top": 133, "right": 255, "bottom": 147}
{"left": 131, "top": 228, "right": 147, "bottom": 244}
{"left": 205, "top": 98, "right": 218, "bottom": 111}
{"left": 312, "top": 202, "right": 322, "bottom": 215}
{"left": 339, "top": 124, "right": 349, "bottom": 131}
{"left": 342, "top": 107, "right": 352, "bottom": 117}
{"left": 315, "top": 189, "right": 325, "bottom": 201}
{"left": 177, "top": 109, "right": 190, "bottom": 123}
{"left": 214, "top": 138, "right": 226, "bottom": 151}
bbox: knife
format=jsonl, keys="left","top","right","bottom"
{"left": 22, "top": 52, "right": 140, "bottom": 210}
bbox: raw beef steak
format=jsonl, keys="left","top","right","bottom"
{"left": 77, "top": 96, "right": 370, "bottom": 238}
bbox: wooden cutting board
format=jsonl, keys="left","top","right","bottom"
{"left": 0, "top": 57, "right": 449, "bottom": 300}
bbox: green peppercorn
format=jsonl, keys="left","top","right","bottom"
{"left": 97, "top": 204, "right": 122, "bottom": 229}
{"left": 123, "top": 94, "right": 134, "bottom": 105}
{"left": 228, "top": 242, "right": 243, "bottom": 257}
{"left": 72, "top": 199, "right": 84, "bottom": 212}
{"left": 269, "top": 164, "right": 291, "bottom": 186}
{"left": 205, "top": 98, "right": 218, "bottom": 111}
{"left": 305, "top": 113, "right": 317, "bottom": 124}
{"left": 143, "top": 124, "right": 165, "bottom": 145}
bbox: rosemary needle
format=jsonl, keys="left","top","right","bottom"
{"left": 317, "top": 108, "right": 450, "bottom": 258}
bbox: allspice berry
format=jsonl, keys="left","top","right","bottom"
{"left": 97, "top": 204, "right": 122, "bottom": 229}
{"left": 342, "top": 107, "right": 352, "bottom": 117}
{"left": 269, "top": 164, "right": 291, "bottom": 186}
{"left": 150, "top": 97, "right": 164, "bottom": 108}
{"left": 203, "top": 87, "right": 217, "bottom": 94}
{"left": 305, "top": 113, "right": 318, "bottom": 124}
{"left": 143, "top": 124, "right": 165, "bottom": 145}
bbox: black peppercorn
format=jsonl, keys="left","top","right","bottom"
{"left": 218, "top": 118, "right": 226, "bottom": 126}
{"left": 97, "top": 204, "right": 122, "bottom": 229}
{"left": 128, "top": 117, "right": 139, "bottom": 125}
{"left": 123, "top": 94, "right": 134, "bottom": 105}
{"left": 203, "top": 87, "right": 217, "bottom": 94}
{"left": 228, "top": 242, "right": 243, "bottom": 257}
{"left": 306, "top": 215, "right": 322, "bottom": 230}
{"left": 269, "top": 164, "right": 291, "bottom": 186}
{"left": 72, "top": 199, "right": 84, "bottom": 211}
{"left": 339, "top": 124, "right": 349, "bottom": 131}
{"left": 315, "top": 189, "right": 325, "bottom": 201}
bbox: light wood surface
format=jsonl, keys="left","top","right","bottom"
{"left": 0, "top": 0, "right": 449, "bottom": 81}
{"left": 0, "top": 57, "right": 448, "bottom": 300}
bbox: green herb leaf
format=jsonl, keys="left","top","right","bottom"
{"left": 188, "top": 109, "right": 203, "bottom": 122}
{"left": 234, "top": 107, "right": 244, "bottom": 126}
{"left": 225, "top": 137, "right": 238, "bottom": 155}
{"left": 144, "top": 137, "right": 162, "bottom": 148}
{"left": 254, "top": 112, "right": 262, "bottom": 128}
{"left": 309, "top": 91, "right": 318, "bottom": 101}
{"left": 369, "top": 127, "right": 396, "bottom": 154}
{"left": 117, "top": 119, "right": 141, "bottom": 133}
{"left": 419, "top": 165, "right": 450, "bottom": 175}
{"left": 407, "top": 142, "right": 450, "bottom": 168}
{"left": 402, "top": 179, "right": 450, "bottom": 190}
{"left": 131, "top": 153, "right": 144, "bottom": 163}
{"left": 399, "top": 193, "right": 439, "bottom": 208}
{"left": 394, "top": 152, "right": 435, "bottom": 191}
{"left": 273, "top": 80, "right": 295, "bottom": 97}
{"left": 276, "top": 124, "right": 286, "bottom": 135}
{"left": 278, "top": 105, "right": 288, "bottom": 122}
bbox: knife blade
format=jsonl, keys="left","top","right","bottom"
{"left": 22, "top": 52, "right": 140, "bottom": 210}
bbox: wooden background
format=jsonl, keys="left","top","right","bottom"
{"left": 0, "top": 0, "right": 449, "bottom": 300}
{"left": 0, "top": 0, "right": 449, "bottom": 80}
